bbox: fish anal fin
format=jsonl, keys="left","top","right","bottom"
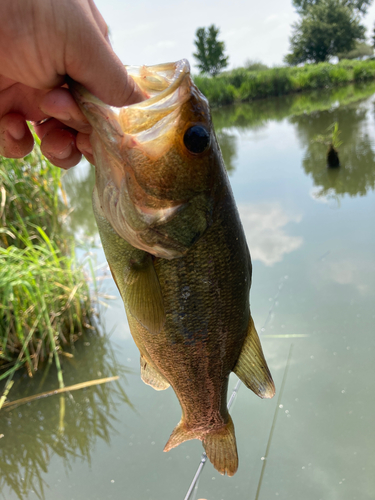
{"left": 140, "top": 355, "right": 170, "bottom": 391}
{"left": 164, "top": 416, "right": 238, "bottom": 477}
{"left": 163, "top": 420, "right": 197, "bottom": 452}
{"left": 234, "top": 316, "right": 275, "bottom": 399}
{"left": 123, "top": 253, "right": 166, "bottom": 334}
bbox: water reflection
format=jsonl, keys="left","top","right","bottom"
{"left": 0, "top": 332, "right": 131, "bottom": 500}
{"left": 212, "top": 84, "right": 375, "bottom": 199}
{"left": 216, "top": 130, "right": 237, "bottom": 173}
{"left": 291, "top": 103, "right": 375, "bottom": 198}
{"left": 212, "top": 82, "right": 375, "bottom": 135}
{"left": 238, "top": 203, "right": 303, "bottom": 266}
{"left": 62, "top": 162, "right": 97, "bottom": 239}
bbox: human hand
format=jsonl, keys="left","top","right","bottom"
{"left": 0, "top": 0, "right": 144, "bottom": 168}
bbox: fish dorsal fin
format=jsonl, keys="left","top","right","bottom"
{"left": 140, "top": 354, "right": 170, "bottom": 390}
{"left": 123, "top": 253, "right": 165, "bottom": 334}
{"left": 233, "top": 316, "right": 275, "bottom": 399}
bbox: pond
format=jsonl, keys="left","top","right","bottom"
{"left": 1, "top": 83, "right": 374, "bottom": 500}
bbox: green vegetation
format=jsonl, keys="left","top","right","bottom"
{"left": 0, "top": 139, "right": 97, "bottom": 390}
{"left": 285, "top": 0, "right": 370, "bottom": 65}
{"left": 313, "top": 122, "right": 343, "bottom": 167}
{"left": 285, "top": 0, "right": 366, "bottom": 65}
{"left": 194, "top": 59, "right": 375, "bottom": 107}
{"left": 313, "top": 122, "right": 343, "bottom": 148}
{"left": 292, "top": 0, "right": 372, "bottom": 15}
{"left": 193, "top": 25, "right": 229, "bottom": 77}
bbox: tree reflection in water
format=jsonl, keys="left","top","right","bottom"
{"left": 211, "top": 82, "right": 375, "bottom": 198}
{"left": 291, "top": 104, "right": 375, "bottom": 199}
{"left": 215, "top": 130, "right": 237, "bottom": 174}
{"left": 0, "top": 332, "right": 131, "bottom": 500}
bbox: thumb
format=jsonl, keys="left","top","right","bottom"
{"left": 65, "top": 21, "right": 144, "bottom": 106}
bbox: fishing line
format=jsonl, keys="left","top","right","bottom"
{"left": 254, "top": 343, "right": 293, "bottom": 500}
{"left": 183, "top": 276, "right": 289, "bottom": 500}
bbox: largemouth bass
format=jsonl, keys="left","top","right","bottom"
{"left": 70, "top": 60, "right": 275, "bottom": 476}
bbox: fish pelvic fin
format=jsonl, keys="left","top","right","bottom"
{"left": 164, "top": 416, "right": 238, "bottom": 477}
{"left": 140, "top": 355, "right": 170, "bottom": 391}
{"left": 233, "top": 315, "right": 275, "bottom": 399}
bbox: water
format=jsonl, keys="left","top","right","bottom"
{"left": 1, "top": 84, "right": 375, "bottom": 500}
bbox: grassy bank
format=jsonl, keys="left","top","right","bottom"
{"left": 0, "top": 139, "right": 96, "bottom": 388}
{"left": 194, "top": 59, "right": 375, "bottom": 107}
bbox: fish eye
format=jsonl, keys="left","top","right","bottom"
{"left": 183, "top": 125, "right": 210, "bottom": 154}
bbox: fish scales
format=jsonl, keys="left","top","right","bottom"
{"left": 70, "top": 59, "right": 275, "bottom": 477}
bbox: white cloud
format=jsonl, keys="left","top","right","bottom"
{"left": 313, "top": 258, "right": 375, "bottom": 295}
{"left": 238, "top": 202, "right": 303, "bottom": 266}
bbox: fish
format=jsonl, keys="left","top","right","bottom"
{"left": 69, "top": 59, "right": 275, "bottom": 476}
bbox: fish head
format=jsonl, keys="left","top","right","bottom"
{"left": 70, "top": 60, "right": 223, "bottom": 258}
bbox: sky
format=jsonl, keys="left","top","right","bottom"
{"left": 95, "top": 0, "right": 375, "bottom": 72}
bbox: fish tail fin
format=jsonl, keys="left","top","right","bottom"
{"left": 202, "top": 415, "right": 238, "bottom": 477}
{"left": 164, "top": 418, "right": 199, "bottom": 452}
{"left": 164, "top": 416, "right": 238, "bottom": 477}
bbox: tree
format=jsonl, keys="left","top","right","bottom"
{"left": 292, "top": 0, "right": 372, "bottom": 15}
{"left": 193, "top": 25, "right": 229, "bottom": 77}
{"left": 337, "top": 41, "right": 374, "bottom": 59}
{"left": 284, "top": 0, "right": 366, "bottom": 65}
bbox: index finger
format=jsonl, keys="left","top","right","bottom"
{"left": 39, "top": 87, "right": 92, "bottom": 134}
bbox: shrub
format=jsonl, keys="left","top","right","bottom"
{"left": 194, "top": 60, "right": 375, "bottom": 107}
{"left": 353, "top": 61, "right": 375, "bottom": 81}
{"left": 194, "top": 75, "right": 236, "bottom": 106}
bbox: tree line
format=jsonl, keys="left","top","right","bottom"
{"left": 193, "top": 0, "right": 375, "bottom": 76}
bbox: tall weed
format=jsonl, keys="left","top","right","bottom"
{"left": 0, "top": 140, "right": 96, "bottom": 381}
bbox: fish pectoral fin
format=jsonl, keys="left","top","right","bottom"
{"left": 123, "top": 253, "right": 166, "bottom": 334}
{"left": 140, "top": 355, "right": 170, "bottom": 390}
{"left": 233, "top": 316, "right": 275, "bottom": 399}
{"left": 164, "top": 416, "right": 238, "bottom": 477}
{"left": 93, "top": 190, "right": 166, "bottom": 334}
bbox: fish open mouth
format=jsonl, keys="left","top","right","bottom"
{"left": 70, "top": 60, "right": 193, "bottom": 158}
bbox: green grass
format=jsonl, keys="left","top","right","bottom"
{"left": 0, "top": 137, "right": 97, "bottom": 389}
{"left": 194, "top": 59, "right": 375, "bottom": 107}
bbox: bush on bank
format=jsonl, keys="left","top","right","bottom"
{"left": 194, "top": 59, "right": 375, "bottom": 107}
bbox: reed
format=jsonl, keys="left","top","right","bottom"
{"left": 0, "top": 137, "right": 97, "bottom": 386}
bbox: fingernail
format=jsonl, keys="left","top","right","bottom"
{"left": 8, "top": 121, "right": 26, "bottom": 141}
{"left": 52, "top": 141, "right": 74, "bottom": 160}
